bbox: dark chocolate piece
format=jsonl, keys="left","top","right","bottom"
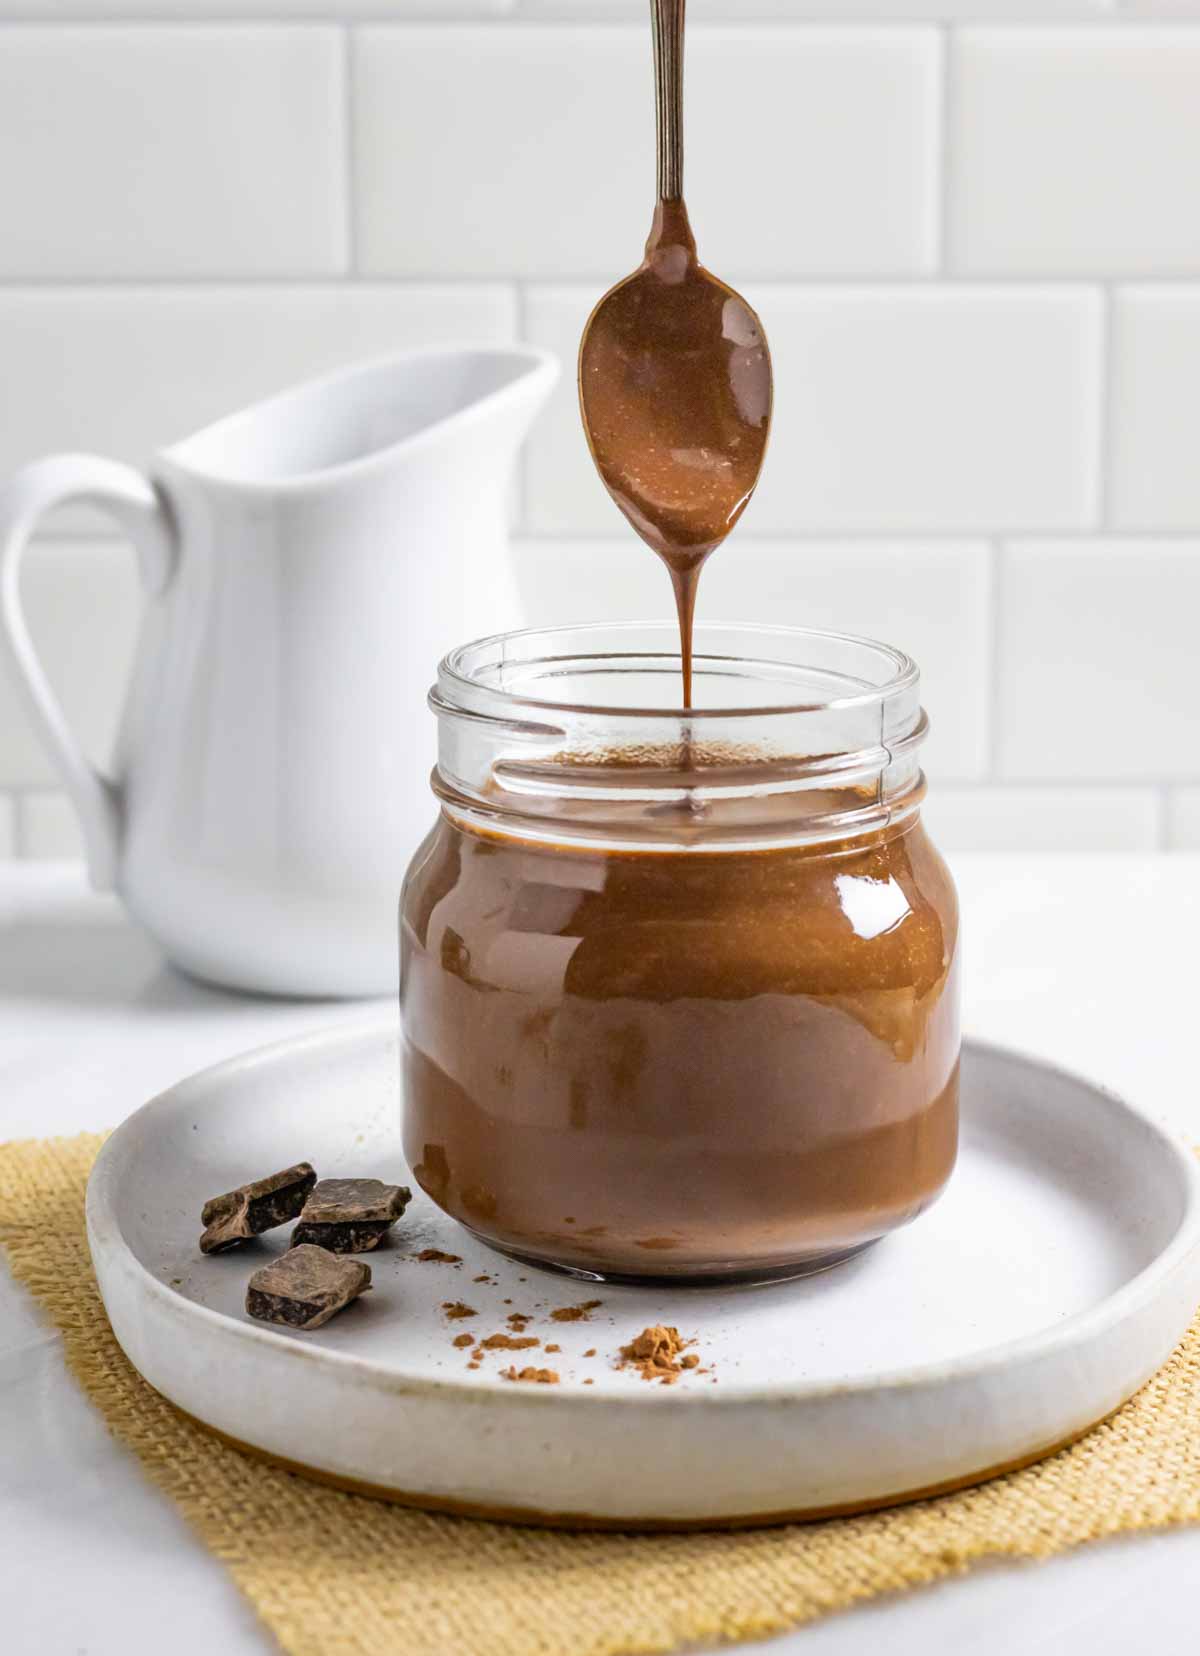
{"left": 291, "top": 1220, "right": 393, "bottom": 1254}
{"left": 299, "top": 1178, "right": 411, "bottom": 1224}
{"left": 289, "top": 1178, "right": 411, "bottom": 1253}
{"left": 245, "top": 1244, "right": 371, "bottom": 1330}
{"left": 200, "top": 1161, "right": 316, "bottom": 1255}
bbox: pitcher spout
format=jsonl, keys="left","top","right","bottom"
{"left": 158, "top": 345, "right": 559, "bottom": 490}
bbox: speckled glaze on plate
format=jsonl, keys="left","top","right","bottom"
{"left": 86, "top": 1021, "right": 1200, "bottom": 1529}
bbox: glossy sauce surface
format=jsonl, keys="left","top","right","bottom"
{"left": 400, "top": 808, "right": 960, "bottom": 1281}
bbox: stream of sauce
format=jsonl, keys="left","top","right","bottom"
{"left": 579, "top": 199, "right": 771, "bottom": 706}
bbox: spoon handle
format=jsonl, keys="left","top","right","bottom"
{"left": 651, "top": 0, "right": 686, "bottom": 201}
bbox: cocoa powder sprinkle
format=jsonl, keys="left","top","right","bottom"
{"left": 415, "top": 1248, "right": 462, "bottom": 1264}
{"left": 452, "top": 1333, "right": 474, "bottom": 1349}
{"left": 549, "top": 1299, "right": 603, "bottom": 1323}
{"left": 479, "top": 1333, "right": 540, "bottom": 1351}
{"left": 618, "top": 1324, "right": 696, "bottom": 1384}
{"left": 441, "top": 1301, "right": 477, "bottom": 1320}
{"left": 502, "top": 1366, "right": 559, "bottom": 1384}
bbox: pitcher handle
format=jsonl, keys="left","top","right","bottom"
{"left": 0, "top": 455, "right": 176, "bottom": 890}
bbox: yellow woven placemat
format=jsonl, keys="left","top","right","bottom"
{"left": 3, "top": 1131, "right": 1199, "bottom": 1656}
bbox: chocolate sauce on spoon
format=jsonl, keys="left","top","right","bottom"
{"left": 578, "top": 0, "right": 772, "bottom": 706}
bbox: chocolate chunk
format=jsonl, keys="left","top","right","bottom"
{"left": 289, "top": 1178, "right": 412, "bottom": 1254}
{"left": 245, "top": 1245, "right": 371, "bottom": 1330}
{"left": 200, "top": 1162, "right": 316, "bottom": 1255}
{"left": 300, "top": 1178, "right": 411, "bottom": 1224}
{"left": 291, "top": 1220, "right": 393, "bottom": 1254}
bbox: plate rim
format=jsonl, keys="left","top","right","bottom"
{"left": 86, "top": 1017, "right": 1200, "bottom": 1409}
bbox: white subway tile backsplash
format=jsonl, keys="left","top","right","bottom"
{"left": 523, "top": 286, "right": 1101, "bottom": 533}
{"left": 951, "top": 29, "right": 1200, "bottom": 275}
{"left": 1166, "top": 789, "right": 1200, "bottom": 849}
{"left": 1111, "top": 288, "right": 1200, "bottom": 530}
{"left": 0, "top": 28, "right": 346, "bottom": 279}
{"left": 998, "top": 541, "right": 1200, "bottom": 782}
{"left": 513, "top": 537, "right": 990, "bottom": 778}
{"left": 922, "top": 786, "right": 1162, "bottom": 853}
{"left": 0, "top": 286, "right": 517, "bottom": 527}
{"left": 354, "top": 26, "right": 939, "bottom": 279}
{"left": 0, "top": 14, "right": 1195, "bottom": 860}
{"left": 16, "top": 792, "right": 84, "bottom": 860}
{"left": 0, "top": 542, "right": 142, "bottom": 789}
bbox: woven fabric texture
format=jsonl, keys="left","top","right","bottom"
{"left": 2, "top": 1131, "right": 1198, "bottom": 1656}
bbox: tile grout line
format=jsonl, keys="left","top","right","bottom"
{"left": 933, "top": 22, "right": 953, "bottom": 277}
{"left": 514, "top": 280, "right": 532, "bottom": 529}
{"left": 31, "top": 526, "right": 1200, "bottom": 545}
{"left": 1, "top": 12, "right": 1199, "bottom": 28}
{"left": 1, "top": 274, "right": 1176, "bottom": 290}
{"left": 984, "top": 539, "right": 1006, "bottom": 786}
{"left": 507, "top": 527, "right": 1200, "bottom": 543}
{"left": 1096, "top": 283, "right": 1117, "bottom": 530}
{"left": 341, "top": 24, "right": 360, "bottom": 278}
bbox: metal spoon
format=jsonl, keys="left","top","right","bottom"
{"left": 578, "top": 0, "right": 773, "bottom": 706}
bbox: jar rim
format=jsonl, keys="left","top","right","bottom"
{"left": 438, "top": 620, "right": 918, "bottom": 723}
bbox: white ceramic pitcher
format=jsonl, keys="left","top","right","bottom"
{"left": 0, "top": 346, "right": 558, "bottom": 997}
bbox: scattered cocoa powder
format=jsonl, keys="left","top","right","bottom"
{"left": 583, "top": 1378, "right": 594, "bottom": 1385}
{"left": 680, "top": 1354, "right": 700, "bottom": 1369}
{"left": 549, "top": 1299, "right": 603, "bottom": 1323}
{"left": 506, "top": 1312, "right": 533, "bottom": 1331}
{"left": 441, "top": 1301, "right": 477, "bottom": 1320}
{"left": 618, "top": 1325, "right": 696, "bottom": 1384}
{"left": 452, "top": 1333, "right": 474, "bottom": 1349}
{"left": 479, "top": 1333, "right": 540, "bottom": 1351}
{"left": 583, "top": 1348, "right": 597, "bottom": 1358}
{"left": 467, "top": 1361, "right": 480, "bottom": 1370}
{"left": 502, "top": 1366, "right": 559, "bottom": 1384}
{"left": 473, "top": 1274, "right": 492, "bottom": 1283}
{"left": 415, "top": 1248, "right": 461, "bottom": 1264}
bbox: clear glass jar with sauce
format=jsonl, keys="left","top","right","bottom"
{"left": 400, "top": 622, "right": 960, "bottom": 1285}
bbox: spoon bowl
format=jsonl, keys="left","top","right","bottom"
{"left": 579, "top": 200, "right": 771, "bottom": 567}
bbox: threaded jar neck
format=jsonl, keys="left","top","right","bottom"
{"left": 429, "top": 622, "right": 927, "bottom": 852}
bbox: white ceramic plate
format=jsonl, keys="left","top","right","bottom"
{"left": 87, "top": 1021, "right": 1200, "bottom": 1529}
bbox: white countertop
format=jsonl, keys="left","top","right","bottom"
{"left": 2, "top": 856, "right": 1199, "bottom": 1656}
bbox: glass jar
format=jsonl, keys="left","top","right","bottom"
{"left": 400, "top": 623, "right": 960, "bottom": 1285}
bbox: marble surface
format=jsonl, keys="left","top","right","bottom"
{"left": 2, "top": 857, "right": 1199, "bottom": 1656}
